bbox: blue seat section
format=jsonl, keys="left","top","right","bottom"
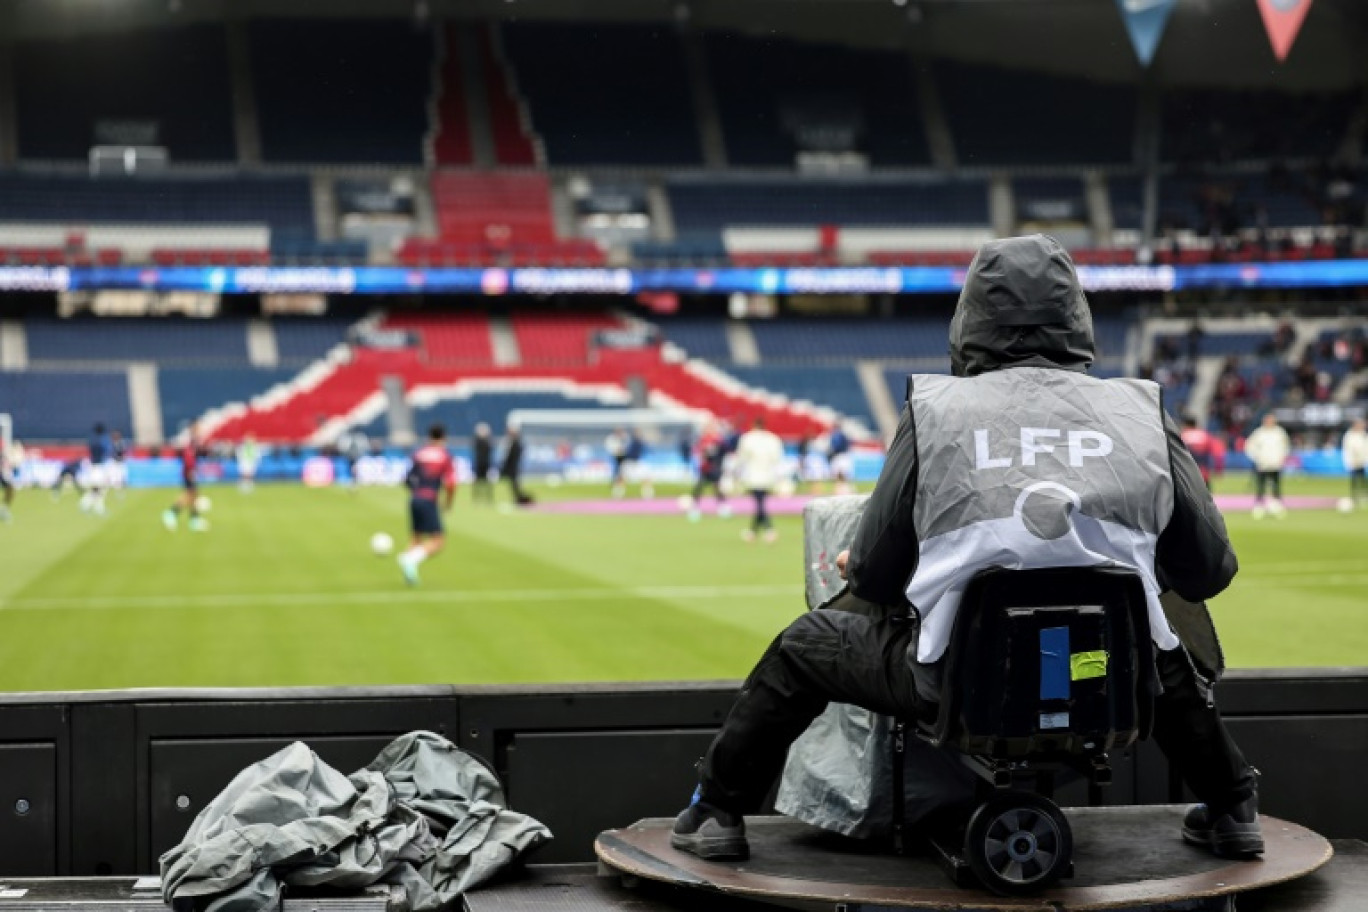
{"left": 1155, "top": 332, "right": 1275, "bottom": 358}
{"left": 271, "top": 231, "right": 368, "bottom": 263}
{"left": 1108, "top": 174, "right": 1145, "bottom": 232}
{"left": 0, "top": 371, "right": 131, "bottom": 441}
{"left": 381, "top": 392, "right": 623, "bottom": 439}
{"left": 668, "top": 178, "right": 989, "bottom": 233}
{"left": 722, "top": 365, "right": 875, "bottom": 427}
{"left": 632, "top": 234, "right": 728, "bottom": 263}
{"left": 26, "top": 319, "right": 249, "bottom": 365}
{"left": 705, "top": 32, "right": 929, "bottom": 167}
{"left": 158, "top": 368, "right": 297, "bottom": 435}
{"left": 1092, "top": 313, "right": 1134, "bottom": 367}
{"left": 1015, "top": 177, "right": 1088, "bottom": 223}
{"left": 1159, "top": 172, "right": 1324, "bottom": 232}
{"left": 273, "top": 318, "right": 355, "bottom": 364}
{"left": 936, "top": 61, "right": 1136, "bottom": 165}
{"left": 0, "top": 175, "right": 313, "bottom": 231}
{"left": 656, "top": 318, "right": 731, "bottom": 360}
{"left": 751, "top": 318, "right": 952, "bottom": 363}
{"left": 249, "top": 20, "right": 429, "bottom": 164}
{"left": 501, "top": 24, "right": 702, "bottom": 166}
{"left": 1242, "top": 175, "right": 1324, "bottom": 228}
{"left": 1161, "top": 88, "right": 1358, "bottom": 163}
{"left": 14, "top": 25, "right": 235, "bottom": 161}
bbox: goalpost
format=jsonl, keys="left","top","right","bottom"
{"left": 0, "top": 414, "right": 10, "bottom": 455}
{"left": 509, "top": 409, "right": 703, "bottom": 449}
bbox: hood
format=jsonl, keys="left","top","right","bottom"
{"left": 948, "top": 235, "right": 1095, "bottom": 377}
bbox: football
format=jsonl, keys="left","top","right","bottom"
{"left": 370, "top": 532, "right": 395, "bottom": 556}
{"left": 194, "top": 495, "right": 212, "bottom": 513}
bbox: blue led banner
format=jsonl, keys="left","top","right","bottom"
{"left": 3, "top": 260, "right": 1368, "bottom": 295}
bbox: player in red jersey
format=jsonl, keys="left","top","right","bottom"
{"left": 398, "top": 424, "right": 457, "bottom": 586}
{"left": 162, "top": 424, "right": 209, "bottom": 532}
{"left": 1180, "top": 415, "right": 1225, "bottom": 489}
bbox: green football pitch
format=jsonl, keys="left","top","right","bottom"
{"left": 0, "top": 476, "right": 1363, "bottom": 692}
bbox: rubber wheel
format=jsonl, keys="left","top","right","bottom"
{"left": 963, "top": 791, "right": 1072, "bottom": 896}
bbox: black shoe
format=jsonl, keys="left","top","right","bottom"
{"left": 1182, "top": 794, "right": 1265, "bottom": 858}
{"left": 670, "top": 801, "right": 749, "bottom": 860}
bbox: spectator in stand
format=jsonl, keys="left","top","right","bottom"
{"left": 471, "top": 423, "right": 494, "bottom": 504}
{"left": 1245, "top": 413, "right": 1291, "bottom": 519}
{"left": 1342, "top": 418, "right": 1368, "bottom": 508}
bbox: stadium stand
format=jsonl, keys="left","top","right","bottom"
{"left": 272, "top": 318, "right": 357, "bottom": 364}
{"left": 935, "top": 61, "right": 1137, "bottom": 165}
{"left": 399, "top": 173, "right": 604, "bottom": 265}
{"left": 722, "top": 365, "right": 876, "bottom": 429}
{"left": 25, "top": 318, "right": 250, "bottom": 365}
{"left": 749, "top": 317, "right": 953, "bottom": 363}
{"left": 1160, "top": 87, "right": 1360, "bottom": 164}
{"left": 482, "top": 27, "right": 540, "bottom": 167}
{"left": 655, "top": 317, "right": 732, "bottom": 360}
{"left": 13, "top": 24, "right": 235, "bottom": 162}
{"left": 501, "top": 23, "right": 702, "bottom": 165}
{"left": 380, "top": 313, "right": 494, "bottom": 364}
{"left": 667, "top": 177, "right": 990, "bottom": 233}
{"left": 158, "top": 367, "right": 297, "bottom": 436}
{"left": 1107, "top": 174, "right": 1146, "bottom": 234}
{"left": 0, "top": 370, "right": 132, "bottom": 442}
{"left": 430, "top": 25, "right": 476, "bottom": 167}
{"left": 1014, "top": 177, "right": 1089, "bottom": 227}
{"left": 704, "top": 32, "right": 929, "bottom": 166}
{"left": 0, "top": 175, "right": 312, "bottom": 229}
{"left": 249, "top": 20, "right": 430, "bottom": 164}
{"left": 511, "top": 312, "right": 625, "bottom": 364}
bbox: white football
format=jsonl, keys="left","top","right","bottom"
{"left": 1337, "top": 497, "right": 1355, "bottom": 514}
{"left": 370, "top": 532, "right": 395, "bottom": 556}
{"left": 676, "top": 494, "right": 694, "bottom": 511}
{"left": 194, "top": 495, "right": 212, "bottom": 513}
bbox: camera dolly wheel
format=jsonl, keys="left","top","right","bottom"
{"left": 964, "top": 790, "right": 1073, "bottom": 896}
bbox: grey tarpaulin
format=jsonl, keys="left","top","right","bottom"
{"left": 160, "top": 731, "right": 552, "bottom": 912}
{"left": 777, "top": 495, "right": 975, "bottom": 839}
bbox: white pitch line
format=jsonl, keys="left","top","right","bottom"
{"left": 0, "top": 584, "right": 804, "bottom": 612}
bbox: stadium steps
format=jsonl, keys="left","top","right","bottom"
{"left": 1188, "top": 357, "right": 1227, "bottom": 426}
{"left": 128, "top": 363, "right": 163, "bottom": 445}
{"left": 481, "top": 24, "right": 542, "bottom": 167}
{"left": 680, "top": 30, "right": 728, "bottom": 168}
{"left": 725, "top": 321, "right": 759, "bottom": 365}
{"left": 0, "top": 321, "right": 26, "bottom": 369}
{"left": 914, "top": 58, "right": 956, "bottom": 169}
{"left": 489, "top": 316, "right": 521, "bottom": 367}
{"left": 247, "top": 320, "right": 279, "bottom": 367}
{"left": 856, "top": 361, "right": 900, "bottom": 440}
{"left": 225, "top": 18, "right": 262, "bottom": 165}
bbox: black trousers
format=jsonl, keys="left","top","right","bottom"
{"left": 750, "top": 490, "right": 772, "bottom": 531}
{"left": 1350, "top": 468, "right": 1366, "bottom": 499}
{"left": 1255, "top": 471, "right": 1282, "bottom": 499}
{"left": 699, "top": 609, "right": 1257, "bottom": 815}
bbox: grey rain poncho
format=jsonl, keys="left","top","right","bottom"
{"left": 161, "top": 731, "right": 551, "bottom": 912}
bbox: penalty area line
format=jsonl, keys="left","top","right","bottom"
{"left": 0, "top": 583, "right": 804, "bottom": 612}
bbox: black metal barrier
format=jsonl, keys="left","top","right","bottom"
{"left": 0, "top": 670, "right": 1362, "bottom": 876}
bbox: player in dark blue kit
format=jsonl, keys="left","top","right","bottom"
{"left": 81, "top": 423, "right": 112, "bottom": 516}
{"left": 398, "top": 424, "right": 457, "bottom": 586}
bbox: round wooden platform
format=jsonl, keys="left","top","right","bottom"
{"left": 595, "top": 807, "right": 1333, "bottom": 911}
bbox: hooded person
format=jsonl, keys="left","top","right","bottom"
{"left": 671, "top": 235, "right": 1261, "bottom": 862}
